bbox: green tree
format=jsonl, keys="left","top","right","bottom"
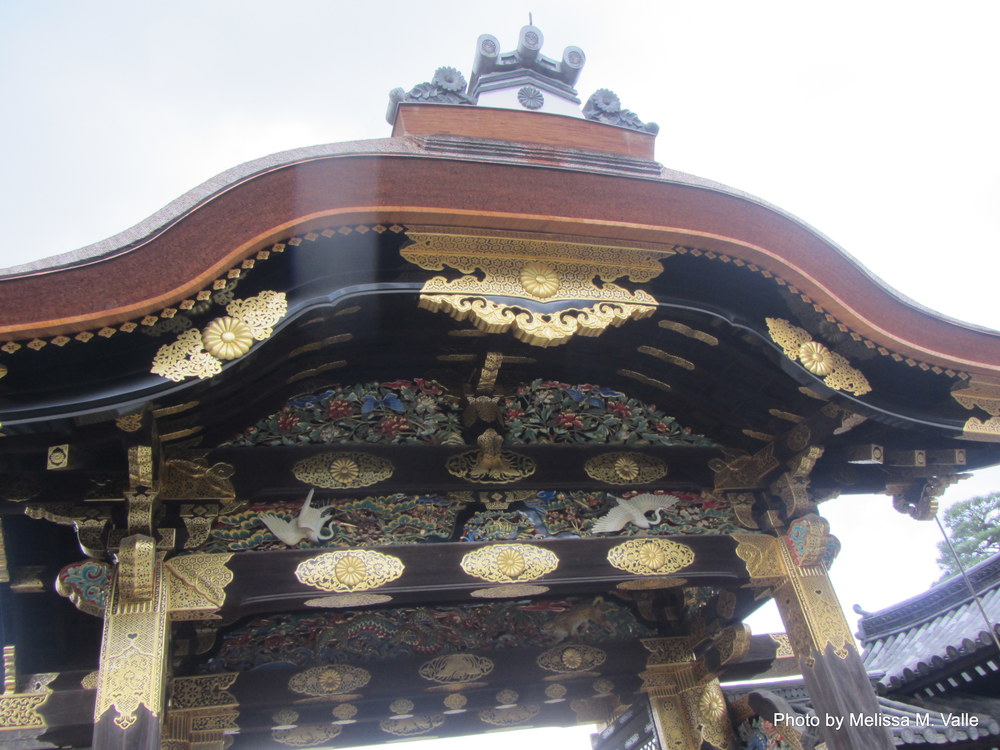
{"left": 936, "top": 492, "right": 1000, "bottom": 579}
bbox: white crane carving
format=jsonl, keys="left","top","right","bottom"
{"left": 260, "top": 489, "right": 334, "bottom": 546}
{"left": 591, "top": 493, "right": 680, "bottom": 534}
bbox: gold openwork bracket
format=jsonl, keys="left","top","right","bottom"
{"left": 151, "top": 290, "right": 287, "bottom": 381}
{"left": 766, "top": 318, "right": 871, "bottom": 396}
{"left": 401, "top": 231, "right": 670, "bottom": 347}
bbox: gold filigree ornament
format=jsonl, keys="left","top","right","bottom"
{"left": 151, "top": 291, "right": 287, "bottom": 381}
{"left": 295, "top": 550, "right": 404, "bottom": 592}
{"left": 292, "top": 452, "right": 393, "bottom": 489}
{"left": 272, "top": 724, "right": 341, "bottom": 747}
{"left": 165, "top": 553, "right": 234, "bottom": 620}
{"left": 460, "top": 544, "right": 558, "bottom": 583}
{"left": 584, "top": 452, "right": 667, "bottom": 484}
{"left": 288, "top": 665, "right": 371, "bottom": 697}
{"left": 446, "top": 429, "right": 536, "bottom": 484}
{"left": 401, "top": 230, "right": 669, "bottom": 347}
{"left": 537, "top": 644, "right": 607, "bottom": 673}
{"left": 606, "top": 539, "right": 695, "bottom": 576}
{"left": 380, "top": 714, "right": 445, "bottom": 737}
{"left": 479, "top": 704, "right": 540, "bottom": 727}
{"left": 765, "top": 318, "right": 871, "bottom": 396}
{"left": 304, "top": 593, "right": 392, "bottom": 608}
{"left": 419, "top": 654, "right": 495, "bottom": 685}
{"left": 470, "top": 584, "right": 549, "bottom": 598}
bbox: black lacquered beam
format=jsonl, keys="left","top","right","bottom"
{"left": 215, "top": 535, "right": 750, "bottom": 617}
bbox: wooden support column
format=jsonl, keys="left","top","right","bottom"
{"left": 772, "top": 516, "right": 894, "bottom": 750}
{"left": 640, "top": 637, "right": 736, "bottom": 750}
{"left": 93, "top": 541, "right": 169, "bottom": 750}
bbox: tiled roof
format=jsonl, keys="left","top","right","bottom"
{"left": 858, "top": 554, "right": 1000, "bottom": 694}
{"left": 727, "top": 679, "right": 1000, "bottom": 748}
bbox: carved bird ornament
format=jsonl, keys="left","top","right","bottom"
{"left": 260, "top": 489, "right": 335, "bottom": 546}
{"left": 591, "top": 493, "right": 680, "bottom": 534}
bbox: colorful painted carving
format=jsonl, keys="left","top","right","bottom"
{"left": 499, "top": 380, "right": 716, "bottom": 446}
{"left": 225, "top": 380, "right": 465, "bottom": 447}
{"left": 203, "top": 597, "right": 652, "bottom": 672}
{"left": 56, "top": 559, "right": 112, "bottom": 617}
{"left": 462, "top": 490, "right": 748, "bottom": 541}
{"left": 199, "top": 494, "right": 459, "bottom": 552}
{"left": 737, "top": 716, "right": 797, "bottom": 749}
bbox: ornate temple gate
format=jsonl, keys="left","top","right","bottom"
{"left": 2, "top": 25, "right": 1000, "bottom": 750}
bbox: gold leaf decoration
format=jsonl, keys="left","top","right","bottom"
{"left": 584, "top": 452, "right": 667, "bottom": 484}
{"left": 226, "top": 289, "right": 288, "bottom": 339}
{"left": 165, "top": 553, "right": 234, "bottom": 620}
{"left": 544, "top": 684, "right": 567, "bottom": 701}
{"left": 292, "top": 452, "right": 393, "bottom": 489}
{"left": 537, "top": 644, "right": 607, "bottom": 673}
{"left": 460, "top": 544, "right": 558, "bottom": 583}
{"left": 469, "top": 584, "right": 550, "bottom": 599}
{"left": 332, "top": 703, "right": 358, "bottom": 721}
{"left": 288, "top": 665, "right": 371, "bottom": 697}
{"left": 390, "top": 699, "right": 415, "bottom": 716}
{"left": 295, "top": 550, "right": 404, "bottom": 592}
{"left": 519, "top": 262, "right": 561, "bottom": 298}
{"left": 150, "top": 329, "right": 223, "bottom": 382}
{"left": 272, "top": 724, "right": 341, "bottom": 747}
{"left": 151, "top": 291, "right": 287, "bottom": 382}
{"left": 606, "top": 539, "right": 695, "bottom": 576}
{"left": 765, "top": 318, "right": 871, "bottom": 396}
{"left": 479, "top": 703, "right": 540, "bottom": 726}
{"left": 733, "top": 534, "right": 786, "bottom": 587}
{"left": 446, "top": 430, "right": 536, "bottom": 484}
{"left": 418, "top": 654, "right": 495, "bottom": 685}
{"left": 401, "top": 231, "right": 668, "bottom": 347}
{"left": 380, "top": 714, "right": 444, "bottom": 737}
{"left": 304, "top": 593, "right": 392, "bottom": 608}
{"left": 443, "top": 694, "right": 468, "bottom": 711}
{"left": 202, "top": 316, "right": 253, "bottom": 360}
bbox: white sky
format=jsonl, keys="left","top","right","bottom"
{"left": 3, "top": 3, "right": 999, "bottom": 747}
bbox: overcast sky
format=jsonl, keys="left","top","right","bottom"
{"left": 3, "top": 3, "right": 999, "bottom": 747}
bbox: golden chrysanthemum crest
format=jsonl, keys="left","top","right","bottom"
{"left": 151, "top": 291, "right": 287, "bottom": 382}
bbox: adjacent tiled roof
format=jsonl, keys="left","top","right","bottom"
{"left": 858, "top": 553, "right": 1000, "bottom": 694}
{"left": 727, "top": 679, "right": 1000, "bottom": 748}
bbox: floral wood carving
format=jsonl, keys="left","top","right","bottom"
{"left": 501, "top": 380, "right": 715, "bottom": 446}
{"left": 225, "top": 380, "right": 463, "bottom": 447}
{"left": 401, "top": 231, "right": 670, "bottom": 346}
{"left": 151, "top": 291, "right": 287, "bottom": 381}
{"left": 765, "top": 317, "right": 871, "bottom": 396}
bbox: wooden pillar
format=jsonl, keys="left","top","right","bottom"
{"left": 93, "top": 537, "right": 169, "bottom": 750}
{"left": 640, "top": 637, "right": 736, "bottom": 750}
{"left": 772, "top": 517, "right": 894, "bottom": 750}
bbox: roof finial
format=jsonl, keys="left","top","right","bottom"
{"left": 529, "top": 12, "right": 533, "bottom": 25}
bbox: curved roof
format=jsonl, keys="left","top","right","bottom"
{"left": 2, "top": 110, "right": 1000, "bottom": 379}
